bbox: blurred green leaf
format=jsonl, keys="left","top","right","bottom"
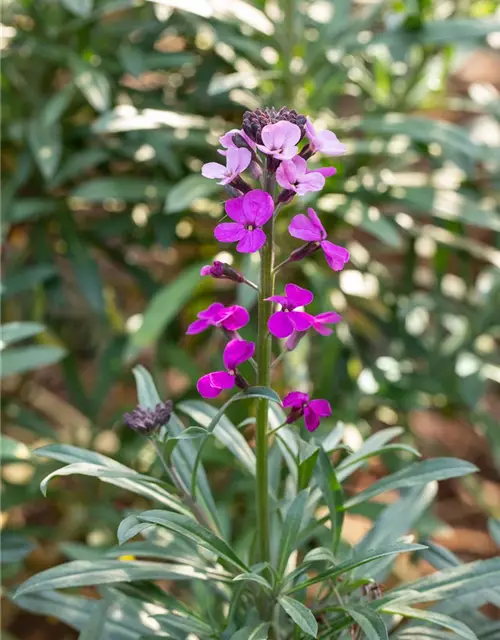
{"left": 61, "top": 0, "right": 94, "bottom": 18}
{"left": 72, "top": 61, "right": 110, "bottom": 112}
{"left": 71, "top": 177, "right": 170, "bottom": 202}
{"left": 28, "top": 118, "right": 62, "bottom": 182}
{"left": 1, "top": 345, "right": 66, "bottom": 378}
{"left": 78, "top": 598, "right": 109, "bottom": 640}
{"left": 0, "top": 435, "right": 31, "bottom": 462}
{"left": 344, "top": 605, "right": 388, "bottom": 640}
{"left": 1, "top": 532, "right": 35, "bottom": 564}
{"left": 165, "top": 175, "right": 220, "bottom": 214}
{"left": 1, "top": 322, "right": 45, "bottom": 347}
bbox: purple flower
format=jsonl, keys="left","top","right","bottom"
{"left": 214, "top": 189, "right": 274, "bottom": 253}
{"left": 276, "top": 156, "right": 335, "bottom": 195}
{"left": 310, "top": 311, "right": 342, "bottom": 336}
{"left": 201, "top": 147, "right": 251, "bottom": 185}
{"left": 197, "top": 339, "right": 255, "bottom": 398}
{"left": 288, "top": 208, "right": 350, "bottom": 272}
{"left": 256, "top": 121, "right": 301, "bottom": 160}
{"left": 219, "top": 129, "right": 256, "bottom": 155}
{"left": 186, "top": 303, "right": 249, "bottom": 335}
{"left": 283, "top": 391, "right": 332, "bottom": 432}
{"left": 266, "top": 283, "right": 315, "bottom": 338}
{"left": 124, "top": 401, "right": 173, "bottom": 435}
{"left": 305, "top": 118, "right": 347, "bottom": 156}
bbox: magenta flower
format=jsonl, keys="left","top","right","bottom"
{"left": 288, "top": 208, "right": 350, "bottom": 272}
{"left": 256, "top": 121, "right": 301, "bottom": 160}
{"left": 201, "top": 147, "right": 251, "bottom": 185}
{"left": 266, "top": 284, "right": 315, "bottom": 339}
{"left": 276, "top": 156, "right": 335, "bottom": 195}
{"left": 200, "top": 261, "right": 245, "bottom": 284}
{"left": 214, "top": 189, "right": 274, "bottom": 253}
{"left": 283, "top": 391, "right": 332, "bottom": 432}
{"left": 310, "top": 311, "right": 342, "bottom": 336}
{"left": 197, "top": 339, "right": 255, "bottom": 398}
{"left": 305, "top": 118, "right": 347, "bottom": 156}
{"left": 219, "top": 129, "right": 256, "bottom": 155}
{"left": 186, "top": 303, "right": 249, "bottom": 335}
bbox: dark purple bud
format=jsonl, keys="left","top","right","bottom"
{"left": 200, "top": 261, "right": 245, "bottom": 284}
{"left": 285, "top": 330, "right": 307, "bottom": 352}
{"left": 249, "top": 161, "right": 262, "bottom": 181}
{"left": 124, "top": 401, "right": 173, "bottom": 436}
{"left": 277, "top": 189, "right": 295, "bottom": 205}
{"left": 233, "top": 133, "right": 252, "bottom": 151}
{"left": 224, "top": 184, "right": 244, "bottom": 198}
{"left": 289, "top": 242, "right": 321, "bottom": 263}
{"left": 266, "top": 156, "right": 280, "bottom": 174}
{"left": 234, "top": 373, "right": 249, "bottom": 391}
{"left": 230, "top": 176, "right": 252, "bottom": 194}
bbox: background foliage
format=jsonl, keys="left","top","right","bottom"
{"left": 1, "top": 0, "right": 500, "bottom": 638}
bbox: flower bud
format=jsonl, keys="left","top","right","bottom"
{"left": 230, "top": 176, "right": 252, "bottom": 194}
{"left": 277, "top": 189, "right": 295, "bottom": 205}
{"left": 289, "top": 242, "right": 321, "bottom": 262}
{"left": 234, "top": 373, "right": 249, "bottom": 391}
{"left": 124, "top": 401, "right": 173, "bottom": 435}
{"left": 200, "top": 261, "right": 245, "bottom": 284}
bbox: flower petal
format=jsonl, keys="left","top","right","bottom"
{"left": 321, "top": 241, "right": 350, "bottom": 271}
{"left": 200, "top": 265, "right": 213, "bottom": 276}
{"left": 288, "top": 214, "right": 323, "bottom": 242}
{"left": 288, "top": 310, "right": 314, "bottom": 332}
{"left": 304, "top": 407, "right": 321, "bottom": 432}
{"left": 315, "top": 311, "right": 342, "bottom": 325}
{"left": 295, "top": 171, "right": 325, "bottom": 195}
{"left": 284, "top": 283, "right": 314, "bottom": 308}
{"left": 276, "top": 159, "right": 298, "bottom": 190}
{"left": 186, "top": 318, "right": 210, "bottom": 335}
{"left": 283, "top": 391, "right": 309, "bottom": 408}
{"left": 266, "top": 294, "right": 288, "bottom": 306}
{"left": 219, "top": 129, "right": 239, "bottom": 149}
{"left": 218, "top": 305, "right": 249, "bottom": 331}
{"left": 223, "top": 339, "right": 255, "bottom": 370}
{"left": 308, "top": 399, "right": 332, "bottom": 418}
{"left": 214, "top": 222, "right": 246, "bottom": 244}
{"left": 201, "top": 162, "right": 226, "bottom": 180}
{"left": 198, "top": 302, "right": 225, "bottom": 320}
{"left": 261, "top": 121, "right": 301, "bottom": 151}
{"left": 236, "top": 229, "right": 266, "bottom": 253}
{"left": 226, "top": 147, "right": 251, "bottom": 176}
{"left": 268, "top": 311, "right": 294, "bottom": 338}
{"left": 225, "top": 196, "right": 245, "bottom": 222}
{"left": 318, "top": 130, "right": 347, "bottom": 156}
{"left": 242, "top": 190, "right": 274, "bottom": 226}
{"left": 314, "top": 166, "right": 337, "bottom": 178}
{"left": 197, "top": 371, "right": 235, "bottom": 398}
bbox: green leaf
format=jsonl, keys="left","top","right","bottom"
{"left": 61, "top": 0, "right": 93, "bottom": 17}
{"left": 337, "top": 199, "right": 403, "bottom": 248}
{"left": 277, "top": 490, "right": 309, "bottom": 577}
{"left": 165, "top": 174, "right": 220, "bottom": 213}
{"left": 231, "top": 623, "right": 270, "bottom": 640}
{"left": 131, "top": 366, "right": 221, "bottom": 532}
{"left": 14, "top": 559, "right": 230, "bottom": 598}
{"left": 137, "top": 510, "right": 249, "bottom": 572}
{"left": 298, "top": 442, "right": 319, "bottom": 491}
{"left": 1, "top": 264, "right": 57, "bottom": 296}
{"left": 286, "top": 543, "right": 426, "bottom": 594}
{"left": 1, "top": 532, "right": 35, "bottom": 564}
{"left": 1, "top": 322, "right": 45, "bottom": 346}
{"left": 178, "top": 399, "right": 256, "bottom": 475}
{"left": 1, "top": 345, "right": 66, "bottom": 378}
{"left": 344, "top": 605, "right": 388, "bottom": 640}
{"left": 233, "top": 572, "right": 272, "bottom": 590}
{"left": 71, "top": 177, "right": 170, "bottom": 202}
{"left": 382, "top": 604, "right": 477, "bottom": 640}
{"left": 125, "top": 264, "right": 202, "bottom": 360}
{"left": 278, "top": 595, "right": 318, "bottom": 638}
{"left": 35, "top": 443, "right": 129, "bottom": 469}
{"left": 78, "top": 598, "right": 108, "bottom": 640}
{"left": 72, "top": 62, "right": 110, "bottom": 112}
{"left": 51, "top": 149, "right": 108, "bottom": 188}
{"left": 28, "top": 117, "right": 62, "bottom": 181}
{"left": 152, "top": 612, "right": 213, "bottom": 637}
{"left": 344, "top": 458, "right": 478, "bottom": 508}
{"left": 314, "top": 448, "right": 344, "bottom": 552}
{"left": 337, "top": 444, "right": 421, "bottom": 482}
{"left": 0, "top": 435, "right": 31, "bottom": 462}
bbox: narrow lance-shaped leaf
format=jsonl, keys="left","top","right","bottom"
{"left": 314, "top": 448, "right": 344, "bottom": 552}
{"left": 277, "top": 490, "right": 309, "bottom": 577}
{"left": 278, "top": 595, "right": 318, "bottom": 638}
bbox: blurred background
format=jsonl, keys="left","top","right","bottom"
{"left": 1, "top": 0, "right": 500, "bottom": 637}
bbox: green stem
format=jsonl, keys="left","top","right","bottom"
{"left": 255, "top": 179, "right": 276, "bottom": 564}
{"left": 282, "top": 0, "right": 296, "bottom": 104}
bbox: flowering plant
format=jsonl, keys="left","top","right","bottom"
{"left": 15, "top": 108, "right": 487, "bottom": 639}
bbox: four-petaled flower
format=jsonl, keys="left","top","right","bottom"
{"left": 276, "top": 156, "right": 335, "bottom": 195}
{"left": 306, "top": 118, "right": 347, "bottom": 156}
{"left": 310, "top": 311, "right": 342, "bottom": 336}
{"left": 266, "top": 284, "right": 314, "bottom": 339}
{"left": 283, "top": 391, "right": 332, "bottom": 432}
{"left": 219, "top": 129, "right": 256, "bottom": 155}
{"left": 214, "top": 189, "right": 274, "bottom": 253}
{"left": 197, "top": 339, "right": 255, "bottom": 398}
{"left": 256, "top": 121, "right": 301, "bottom": 160}
{"left": 202, "top": 147, "right": 251, "bottom": 185}
{"left": 289, "top": 208, "right": 350, "bottom": 271}
{"left": 186, "top": 303, "right": 249, "bottom": 335}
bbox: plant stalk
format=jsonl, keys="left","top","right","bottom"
{"left": 255, "top": 178, "right": 276, "bottom": 564}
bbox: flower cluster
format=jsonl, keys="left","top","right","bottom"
{"left": 124, "top": 401, "right": 173, "bottom": 435}
{"left": 193, "top": 107, "right": 350, "bottom": 432}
